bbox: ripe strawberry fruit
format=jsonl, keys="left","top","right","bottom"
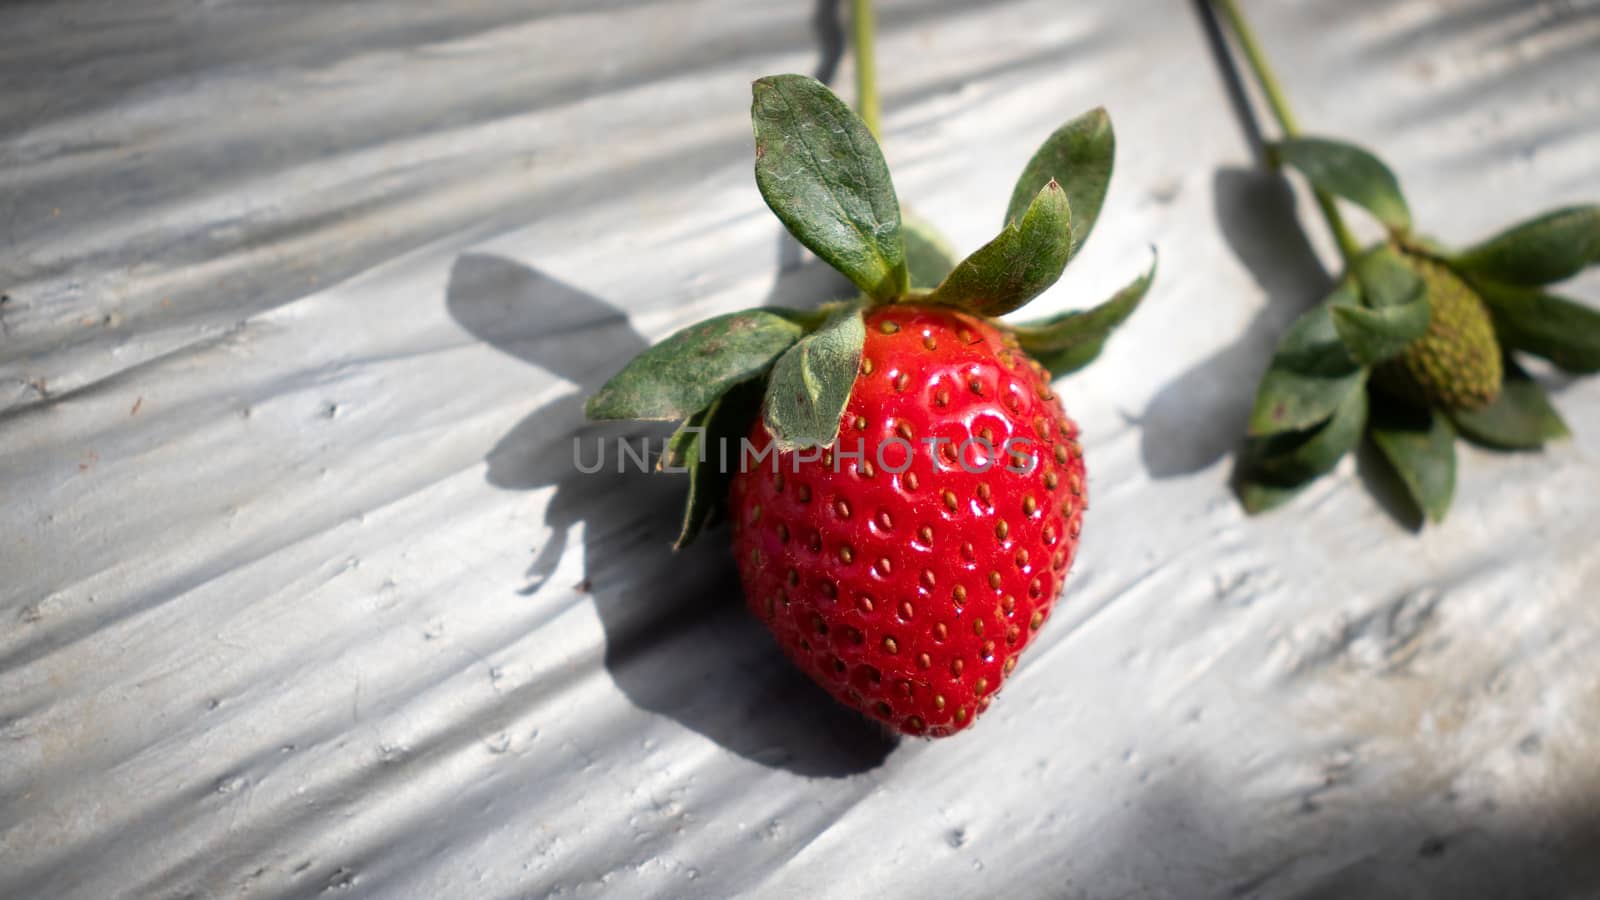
{"left": 729, "top": 306, "right": 1085, "bottom": 736}
{"left": 586, "top": 74, "right": 1152, "bottom": 736}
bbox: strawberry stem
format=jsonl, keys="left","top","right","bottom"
{"left": 851, "top": 0, "right": 882, "bottom": 140}
{"left": 1214, "top": 0, "right": 1362, "bottom": 268}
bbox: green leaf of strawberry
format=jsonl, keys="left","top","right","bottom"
{"left": 752, "top": 74, "right": 907, "bottom": 301}
{"left": 1370, "top": 402, "right": 1456, "bottom": 524}
{"left": 926, "top": 181, "right": 1072, "bottom": 317}
{"left": 1475, "top": 280, "right": 1600, "bottom": 374}
{"left": 660, "top": 412, "right": 707, "bottom": 474}
{"left": 670, "top": 380, "right": 764, "bottom": 548}
{"left": 1330, "top": 299, "right": 1429, "bottom": 365}
{"left": 1448, "top": 359, "right": 1569, "bottom": 450}
{"left": 1006, "top": 107, "right": 1114, "bottom": 253}
{"left": 1236, "top": 476, "right": 1307, "bottom": 516}
{"left": 1024, "top": 254, "right": 1157, "bottom": 380}
{"left": 661, "top": 402, "right": 716, "bottom": 542}
{"left": 1273, "top": 137, "right": 1412, "bottom": 232}
{"left": 1010, "top": 249, "right": 1157, "bottom": 357}
{"left": 761, "top": 304, "right": 867, "bottom": 450}
{"left": 1354, "top": 245, "right": 1426, "bottom": 309}
{"left": 1239, "top": 381, "right": 1368, "bottom": 507}
{"left": 1264, "top": 374, "right": 1370, "bottom": 482}
{"left": 1247, "top": 282, "right": 1365, "bottom": 436}
{"left": 1452, "top": 205, "right": 1600, "bottom": 286}
{"left": 1323, "top": 246, "right": 1430, "bottom": 365}
{"left": 586, "top": 309, "right": 806, "bottom": 421}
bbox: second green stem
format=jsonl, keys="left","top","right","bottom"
{"left": 1216, "top": 0, "right": 1362, "bottom": 267}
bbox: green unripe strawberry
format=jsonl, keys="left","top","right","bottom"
{"left": 1232, "top": 16, "right": 1597, "bottom": 526}
{"left": 1382, "top": 255, "right": 1502, "bottom": 411}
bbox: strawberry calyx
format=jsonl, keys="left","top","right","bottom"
{"left": 586, "top": 74, "right": 1155, "bottom": 547}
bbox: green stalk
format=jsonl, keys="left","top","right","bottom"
{"left": 852, "top": 0, "right": 882, "bottom": 139}
{"left": 1215, "top": 0, "right": 1362, "bottom": 267}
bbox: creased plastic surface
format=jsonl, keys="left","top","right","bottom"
{"left": 3, "top": 1, "right": 1599, "bottom": 898}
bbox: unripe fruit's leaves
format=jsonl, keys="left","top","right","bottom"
{"left": 1453, "top": 205, "right": 1600, "bottom": 286}
{"left": 1355, "top": 245, "right": 1426, "bottom": 309}
{"left": 752, "top": 75, "right": 907, "bottom": 300}
{"left": 1370, "top": 404, "right": 1456, "bottom": 524}
{"left": 1247, "top": 382, "right": 1368, "bottom": 486}
{"left": 901, "top": 210, "right": 959, "bottom": 289}
{"left": 1006, "top": 107, "right": 1114, "bottom": 254}
{"left": 1476, "top": 280, "right": 1600, "bottom": 374}
{"left": 587, "top": 310, "right": 805, "bottom": 421}
{"left": 1236, "top": 386, "right": 1368, "bottom": 516}
{"left": 1450, "top": 360, "right": 1569, "bottom": 450}
{"left": 1274, "top": 137, "right": 1411, "bottom": 231}
{"left": 1237, "top": 477, "right": 1308, "bottom": 515}
{"left": 1010, "top": 249, "right": 1157, "bottom": 356}
{"left": 671, "top": 380, "right": 763, "bottom": 549}
{"left": 1331, "top": 300, "right": 1430, "bottom": 365}
{"left": 1334, "top": 245, "right": 1430, "bottom": 363}
{"left": 761, "top": 305, "right": 866, "bottom": 450}
{"left": 1248, "top": 281, "right": 1365, "bottom": 436}
{"left": 927, "top": 181, "right": 1072, "bottom": 317}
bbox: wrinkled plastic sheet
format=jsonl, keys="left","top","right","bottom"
{"left": 3, "top": 1, "right": 1600, "bottom": 897}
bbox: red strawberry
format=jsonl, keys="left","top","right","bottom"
{"left": 585, "top": 75, "right": 1151, "bottom": 738}
{"left": 728, "top": 305, "right": 1086, "bottom": 737}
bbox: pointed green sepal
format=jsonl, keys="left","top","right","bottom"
{"left": 761, "top": 304, "right": 866, "bottom": 450}
{"left": 1006, "top": 107, "right": 1114, "bottom": 254}
{"left": 1332, "top": 246, "right": 1430, "bottom": 364}
{"left": 1449, "top": 359, "right": 1570, "bottom": 450}
{"left": 659, "top": 414, "right": 706, "bottom": 474}
{"left": 587, "top": 310, "right": 806, "bottom": 421}
{"left": 670, "top": 380, "right": 764, "bottom": 549}
{"left": 663, "top": 403, "right": 715, "bottom": 546}
{"left": 752, "top": 74, "right": 907, "bottom": 300}
{"left": 1452, "top": 205, "right": 1600, "bottom": 286}
{"left": 1273, "top": 136, "right": 1411, "bottom": 232}
{"left": 925, "top": 180, "right": 1072, "bottom": 317}
{"left": 1009, "top": 247, "right": 1156, "bottom": 357}
{"left": 1237, "top": 477, "right": 1310, "bottom": 515}
{"left": 1247, "top": 382, "right": 1369, "bottom": 484}
{"left": 1330, "top": 302, "right": 1429, "bottom": 365}
{"left": 1354, "top": 245, "right": 1426, "bottom": 309}
{"left": 1474, "top": 280, "right": 1600, "bottom": 374}
{"left": 1248, "top": 280, "right": 1366, "bottom": 436}
{"left": 1370, "top": 402, "right": 1457, "bottom": 524}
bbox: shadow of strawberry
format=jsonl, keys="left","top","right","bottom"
{"left": 446, "top": 251, "right": 894, "bottom": 777}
